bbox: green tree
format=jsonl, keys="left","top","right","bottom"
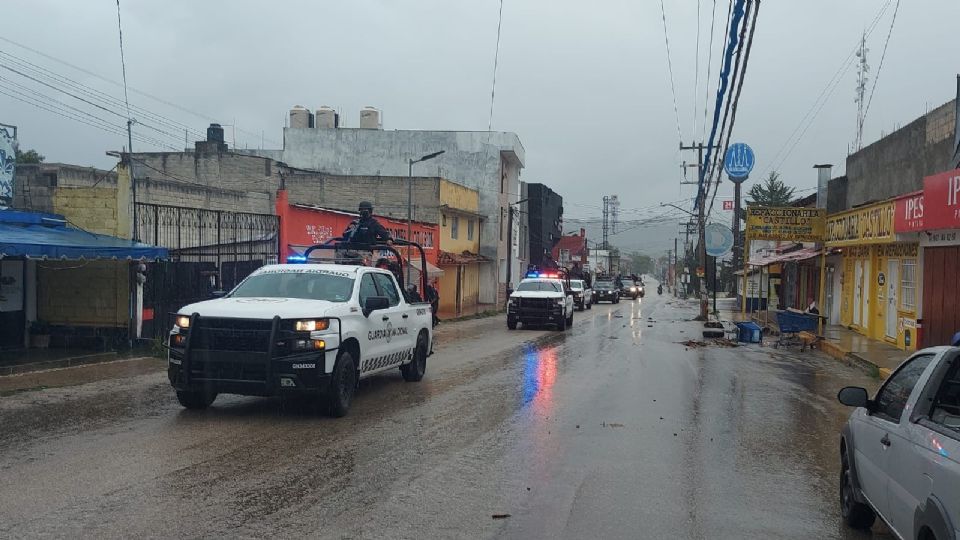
{"left": 15, "top": 148, "right": 44, "bottom": 164}
{"left": 747, "top": 171, "right": 795, "bottom": 206}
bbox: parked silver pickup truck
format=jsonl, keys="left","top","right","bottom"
{"left": 838, "top": 346, "right": 960, "bottom": 539}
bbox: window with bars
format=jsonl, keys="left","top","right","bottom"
{"left": 900, "top": 258, "right": 917, "bottom": 311}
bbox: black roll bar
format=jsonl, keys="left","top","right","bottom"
{"left": 300, "top": 238, "right": 430, "bottom": 299}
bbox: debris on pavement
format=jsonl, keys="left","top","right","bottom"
{"left": 492, "top": 514, "right": 511, "bottom": 519}
{"left": 680, "top": 338, "right": 739, "bottom": 348}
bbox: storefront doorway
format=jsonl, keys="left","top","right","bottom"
{"left": 853, "top": 261, "right": 864, "bottom": 327}
{"left": 885, "top": 259, "right": 899, "bottom": 339}
{"left": 0, "top": 260, "right": 26, "bottom": 349}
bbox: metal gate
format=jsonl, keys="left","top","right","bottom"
{"left": 137, "top": 204, "right": 279, "bottom": 339}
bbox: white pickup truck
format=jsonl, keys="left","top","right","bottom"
{"left": 167, "top": 263, "right": 433, "bottom": 416}
{"left": 506, "top": 275, "right": 575, "bottom": 331}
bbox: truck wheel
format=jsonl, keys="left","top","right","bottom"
{"left": 326, "top": 350, "right": 357, "bottom": 417}
{"left": 565, "top": 311, "right": 573, "bottom": 329}
{"left": 176, "top": 389, "right": 217, "bottom": 410}
{"left": 401, "top": 332, "right": 429, "bottom": 382}
{"left": 841, "top": 455, "right": 875, "bottom": 530}
{"left": 507, "top": 319, "right": 518, "bottom": 330}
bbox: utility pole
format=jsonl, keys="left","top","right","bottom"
{"left": 673, "top": 237, "right": 679, "bottom": 296}
{"left": 505, "top": 198, "right": 529, "bottom": 303}
{"left": 680, "top": 141, "right": 720, "bottom": 320}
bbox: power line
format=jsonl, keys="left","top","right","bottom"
{"left": 699, "top": 0, "right": 747, "bottom": 207}
{"left": 488, "top": 0, "right": 504, "bottom": 132}
{"left": 707, "top": 0, "right": 760, "bottom": 219}
{"left": 862, "top": 0, "right": 902, "bottom": 130}
{"left": 700, "top": 0, "right": 717, "bottom": 140}
{"left": 0, "top": 50, "right": 205, "bottom": 142}
{"left": 659, "top": 0, "right": 683, "bottom": 145}
{"left": 759, "top": 0, "right": 893, "bottom": 176}
{"left": 0, "top": 86, "right": 177, "bottom": 150}
{"left": 115, "top": 0, "right": 131, "bottom": 123}
{"left": 692, "top": 0, "right": 702, "bottom": 138}
{"left": 0, "top": 35, "right": 279, "bottom": 146}
{"left": 0, "top": 61, "right": 186, "bottom": 145}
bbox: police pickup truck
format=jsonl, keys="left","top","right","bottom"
{"left": 166, "top": 240, "right": 433, "bottom": 417}
{"left": 506, "top": 270, "right": 575, "bottom": 331}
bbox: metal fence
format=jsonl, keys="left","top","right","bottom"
{"left": 136, "top": 203, "right": 279, "bottom": 339}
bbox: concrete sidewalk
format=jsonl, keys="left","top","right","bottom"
{"left": 717, "top": 298, "right": 906, "bottom": 378}
{"left": 813, "top": 325, "right": 906, "bottom": 378}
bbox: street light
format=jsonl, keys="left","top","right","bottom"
{"left": 407, "top": 150, "right": 446, "bottom": 287}
{"left": 505, "top": 198, "right": 529, "bottom": 303}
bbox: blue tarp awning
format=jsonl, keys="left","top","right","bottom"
{"left": 0, "top": 210, "right": 168, "bottom": 260}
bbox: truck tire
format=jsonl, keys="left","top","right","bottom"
{"left": 176, "top": 389, "right": 217, "bottom": 410}
{"left": 401, "top": 331, "right": 429, "bottom": 382}
{"left": 565, "top": 311, "right": 573, "bottom": 329}
{"left": 507, "top": 318, "right": 518, "bottom": 330}
{"left": 554, "top": 315, "right": 566, "bottom": 331}
{"left": 326, "top": 350, "right": 357, "bottom": 417}
{"left": 841, "top": 455, "right": 875, "bottom": 530}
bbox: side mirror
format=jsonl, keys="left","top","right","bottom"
{"left": 211, "top": 290, "right": 228, "bottom": 298}
{"left": 838, "top": 386, "right": 870, "bottom": 408}
{"left": 363, "top": 296, "right": 390, "bottom": 317}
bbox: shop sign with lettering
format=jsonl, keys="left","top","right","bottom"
{"left": 921, "top": 229, "right": 960, "bottom": 247}
{"left": 894, "top": 191, "right": 924, "bottom": 232}
{"left": 745, "top": 207, "right": 825, "bottom": 242}
{"left": 825, "top": 201, "right": 895, "bottom": 247}
{"left": 922, "top": 168, "right": 960, "bottom": 230}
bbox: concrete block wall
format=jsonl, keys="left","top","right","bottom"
{"left": 37, "top": 260, "right": 128, "bottom": 327}
{"left": 846, "top": 99, "right": 957, "bottom": 209}
{"left": 284, "top": 174, "right": 441, "bottom": 223}
{"left": 131, "top": 151, "right": 279, "bottom": 211}
{"left": 52, "top": 187, "right": 120, "bottom": 236}
{"left": 12, "top": 163, "right": 117, "bottom": 213}
{"left": 136, "top": 177, "right": 272, "bottom": 214}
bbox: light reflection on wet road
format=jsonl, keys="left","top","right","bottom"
{"left": 0, "top": 286, "right": 894, "bottom": 539}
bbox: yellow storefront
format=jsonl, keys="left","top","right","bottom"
{"left": 827, "top": 200, "right": 919, "bottom": 350}
{"left": 437, "top": 180, "right": 486, "bottom": 317}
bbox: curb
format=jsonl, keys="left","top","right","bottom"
{"left": 0, "top": 351, "right": 121, "bottom": 377}
{"left": 808, "top": 337, "right": 891, "bottom": 379}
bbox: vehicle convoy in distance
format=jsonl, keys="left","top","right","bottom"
{"left": 167, "top": 240, "right": 433, "bottom": 417}
{"left": 837, "top": 346, "right": 960, "bottom": 539}
{"left": 570, "top": 279, "right": 592, "bottom": 311}
{"left": 507, "top": 270, "right": 575, "bottom": 331}
{"left": 593, "top": 278, "right": 620, "bottom": 304}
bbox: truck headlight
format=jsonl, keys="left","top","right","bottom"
{"left": 555, "top": 298, "right": 565, "bottom": 306}
{"left": 295, "top": 319, "right": 329, "bottom": 332}
{"left": 175, "top": 315, "right": 191, "bottom": 329}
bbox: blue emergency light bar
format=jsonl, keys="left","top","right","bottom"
{"left": 287, "top": 255, "right": 307, "bottom": 263}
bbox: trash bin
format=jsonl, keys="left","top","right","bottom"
{"left": 735, "top": 321, "right": 762, "bottom": 344}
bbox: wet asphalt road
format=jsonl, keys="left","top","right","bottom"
{"left": 0, "top": 287, "right": 895, "bottom": 539}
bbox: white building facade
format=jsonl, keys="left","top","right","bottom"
{"left": 242, "top": 123, "right": 525, "bottom": 304}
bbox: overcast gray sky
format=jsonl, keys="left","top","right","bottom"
{"left": 2, "top": 0, "right": 959, "bottom": 250}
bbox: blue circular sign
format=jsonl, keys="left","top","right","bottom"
{"left": 724, "top": 142, "right": 755, "bottom": 182}
{"left": 705, "top": 223, "right": 734, "bottom": 257}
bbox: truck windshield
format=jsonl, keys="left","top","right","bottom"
{"left": 595, "top": 281, "right": 613, "bottom": 289}
{"left": 231, "top": 271, "right": 354, "bottom": 302}
{"left": 516, "top": 281, "right": 562, "bottom": 292}
{"left": 570, "top": 281, "right": 584, "bottom": 290}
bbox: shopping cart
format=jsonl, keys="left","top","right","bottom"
{"left": 774, "top": 310, "right": 821, "bottom": 351}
